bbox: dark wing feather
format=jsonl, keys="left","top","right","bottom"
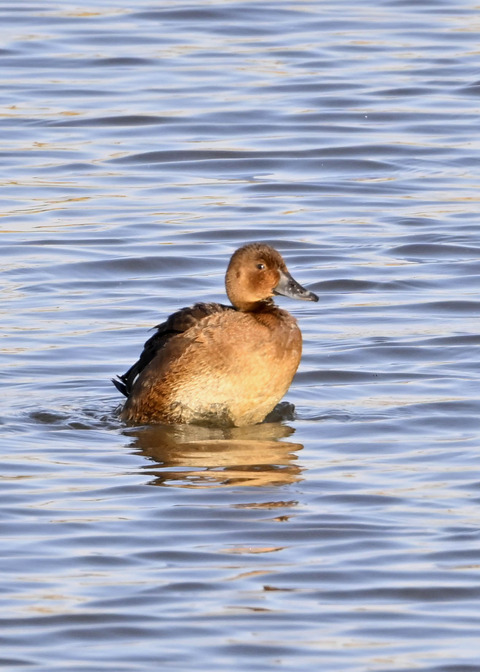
{"left": 112, "top": 302, "right": 233, "bottom": 397}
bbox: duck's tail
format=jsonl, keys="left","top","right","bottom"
{"left": 111, "top": 375, "right": 129, "bottom": 398}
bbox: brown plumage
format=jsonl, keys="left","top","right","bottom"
{"left": 113, "top": 243, "right": 318, "bottom": 427}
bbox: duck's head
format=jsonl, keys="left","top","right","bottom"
{"left": 225, "top": 243, "right": 318, "bottom": 311}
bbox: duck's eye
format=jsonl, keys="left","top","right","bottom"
{"left": 256, "top": 263, "right": 266, "bottom": 270}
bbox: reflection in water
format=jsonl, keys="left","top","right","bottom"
{"left": 126, "top": 420, "right": 303, "bottom": 488}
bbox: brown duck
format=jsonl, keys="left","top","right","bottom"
{"left": 113, "top": 243, "right": 318, "bottom": 427}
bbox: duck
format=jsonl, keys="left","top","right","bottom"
{"left": 113, "top": 243, "right": 318, "bottom": 427}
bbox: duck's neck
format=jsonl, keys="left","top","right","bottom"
{"left": 235, "top": 297, "right": 275, "bottom": 313}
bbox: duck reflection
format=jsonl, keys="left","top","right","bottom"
{"left": 126, "top": 416, "right": 303, "bottom": 488}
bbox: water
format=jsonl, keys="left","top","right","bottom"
{"left": 2, "top": 1, "right": 480, "bottom": 670}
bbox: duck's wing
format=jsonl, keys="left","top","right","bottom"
{"left": 112, "top": 302, "right": 233, "bottom": 397}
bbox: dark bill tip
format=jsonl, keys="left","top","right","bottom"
{"left": 273, "top": 270, "right": 319, "bottom": 302}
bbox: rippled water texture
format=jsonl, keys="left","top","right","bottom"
{"left": 2, "top": 1, "right": 480, "bottom": 670}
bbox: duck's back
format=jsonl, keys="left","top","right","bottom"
{"left": 113, "top": 302, "right": 232, "bottom": 398}
{"left": 121, "top": 304, "right": 302, "bottom": 427}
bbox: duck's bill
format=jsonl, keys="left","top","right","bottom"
{"left": 273, "top": 270, "right": 319, "bottom": 302}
